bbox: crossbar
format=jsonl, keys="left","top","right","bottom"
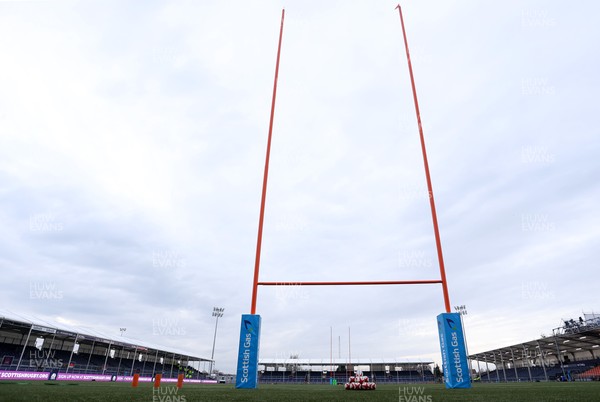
{"left": 258, "top": 280, "right": 443, "bottom": 286}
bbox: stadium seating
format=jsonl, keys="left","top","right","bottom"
{"left": 479, "top": 359, "right": 600, "bottom": 382}
{"left": 0, "top": 340, "right": 205, "bottom": 379}
{"left": 579, "top": 365, "right": 600, "bottom": 379}
{"left": 257, "top": 369, "right": 436, "bottom": 384}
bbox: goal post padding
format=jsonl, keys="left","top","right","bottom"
{"left": 235, "top": 314, "right": 261, "bottom": 389}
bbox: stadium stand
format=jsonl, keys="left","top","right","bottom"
{"left": 0, "top": 309, "right": 212, "bottom": 380}
{"left": 579, "top": 365, "right": 600, "bottom": 380}
{"left": 258, "top": 358, "right": 436, "bottom": 384}
{"left": 470, "top": 314, "right": 600, "bottom": 382}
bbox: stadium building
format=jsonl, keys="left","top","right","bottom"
{"left": 0, "top": 310, "right": 214, "bottom": 383}
{"left": 470, "top": 313, "right": 600, "bottom": 382}
{"left": 258, "top": 358, "right": 436, "bottom": 384}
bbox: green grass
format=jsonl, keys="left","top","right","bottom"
{"left": 0, "top": 381, "right": 599, "bottom": 402}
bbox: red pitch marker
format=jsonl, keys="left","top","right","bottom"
{"left": 132, "top": 373, "right": 140, "bottom": 387}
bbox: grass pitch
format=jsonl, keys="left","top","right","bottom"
{"left": 0, "top": 381, "right": 599, "bottom": 401}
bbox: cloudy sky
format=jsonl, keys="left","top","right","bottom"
{"left": 1, "top": 0, "right": 598, "bottom": 373}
